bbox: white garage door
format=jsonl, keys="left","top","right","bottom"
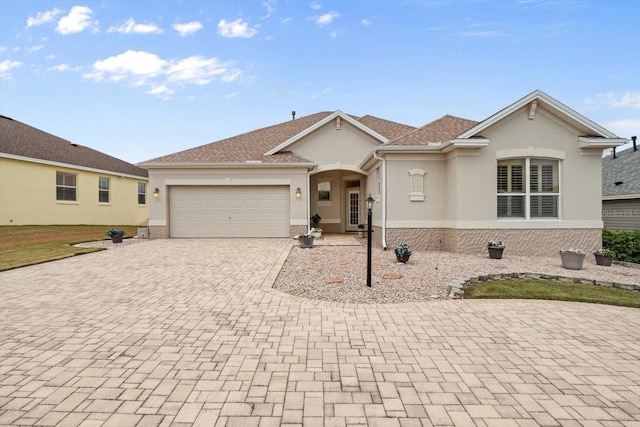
{"left": 170, "top": 186, "right": 290, "bottom": 238}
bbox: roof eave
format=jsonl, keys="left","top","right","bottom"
{"left": 578, "top": 137, "right": 627, "bottom": 149}
{"left": 264, "top": 111, "right": 389, "bottom": 156}
{"left": 138, "top": 161, "right": 316, "bottom": 169}
{"left": 458, "top": 90, "right": 621, "bottom": 140}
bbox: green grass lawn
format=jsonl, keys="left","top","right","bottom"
{"left": 0, "top": 225, "right": 138, "bottom": 271}
{"left": 464, "top": 279, "right": 640, "bottom": 308}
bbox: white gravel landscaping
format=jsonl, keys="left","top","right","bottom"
{"left": 273, "top": 245, "right": 640, "bottom": 304}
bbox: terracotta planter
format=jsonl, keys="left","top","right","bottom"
{"left": 594, "top": 254, "right": 613, "bottom": 266}
{"left": 488, "top": 247, "right": 504, "bottom": 259}
{"left": 299, "top": 236, "right": 314, "bottom": 248}
{"left": 111, "top": 235, "right": 123, "bottom": 243}
{"left": 560, "top": 252, "right": 585, "bottom": 270}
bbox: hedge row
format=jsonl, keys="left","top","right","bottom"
{"left": 602, "top": 229, "right": 640, "bottom": 264}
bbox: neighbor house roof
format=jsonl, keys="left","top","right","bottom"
{"left": 602, "top": 147, "right": 640, "bottom": 198}
{"left": 0, "top": 115, "right": 148, "bottom": 178}
{"left": 141, "top": 112, "right": 418, "bottom": 166}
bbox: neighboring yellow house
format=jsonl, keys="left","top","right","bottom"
{"left": 0, "top": 115, "right": 148, "bottom": 226}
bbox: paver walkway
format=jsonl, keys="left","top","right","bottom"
{"left": 1, "top": 239, "right": 639, "bottom": 426}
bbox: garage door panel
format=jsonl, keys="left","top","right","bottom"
{"left": 170, "top": 186, "right": 289, "bottom": 238}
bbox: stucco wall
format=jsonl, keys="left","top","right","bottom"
{"left": 0, "top": 157, "right": 148, "bottom": 226}
{"left": 291, "top": 119, "right": 379, "bottom": 168}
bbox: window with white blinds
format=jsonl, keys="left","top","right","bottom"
{"left": 497, "top": 158, "right": 559, "bottom": 219}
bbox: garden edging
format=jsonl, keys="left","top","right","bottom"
{"left": 448, "top": 271, "right": 640, "bottom": 299}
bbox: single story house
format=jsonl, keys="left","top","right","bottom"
{"left": 602, "top": 140, "right": 640, "bottom": 231}
{"left": 0, "top": 115, "right": 149, "bottom": 226}
{"left": 139, "top": 90, "right": 625, "bottom": 256}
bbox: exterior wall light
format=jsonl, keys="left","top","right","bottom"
{"left": 153, "top": 188, "right": 160, "bottom": 199}
{"left": 295, "top": 187, "right": 302, "bottom": 198}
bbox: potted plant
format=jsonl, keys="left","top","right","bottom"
{"left": 487, "top": 240, "right": 505, "bottom": 259}
{"left": 310, "top": 227, "right": 323, "bottom": 239}
{"left": 310, "top": 213, "right": 321, "bottom": 227}
{"left": 296, "top": 232, "right": 315, "bottom": 248}
{"left": 559, "top": 248, "right": 586, "bottom": 270}
{"left": 106, "top": 229, "right": 126, "bottom": 243}
{"left": 593, "top": 248, "right": 615, "bottom": 266}
{"left": 394, "top": 243, "right": 412, "bottom": 263}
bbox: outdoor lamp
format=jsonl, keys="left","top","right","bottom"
{"left": 153, "top": 188, "right": 160, "bottom": 199}
{"left": 366, "top": 193, "right": 374, "bottom": 287}
{"left": 295, "top": 187, "right": 302, "bottom": 198}
{"left": 366, "top": 194, "right": 374, "bottom": 210}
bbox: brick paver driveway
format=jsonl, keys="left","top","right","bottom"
{"left": 1, "top": 239, "right": 639, "bottom": 426}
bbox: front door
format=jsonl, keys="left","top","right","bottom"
{"left": 346, "top": 188, "right": 360, "bottom": 231}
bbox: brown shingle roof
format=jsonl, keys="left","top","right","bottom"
{"left": 0, "top": 115, "right": 148, "bottom": 178}
{"left": 142, "top": 112, "right": 334, "bottom": 164}
{"left": 143, "top": 112, "right": 418, "bottom": 165}
{"left": 356, "top": 115, "right": 417, "bottom": 140}
{"left": 388, "top": 115, "right": 479, "bottom": 146}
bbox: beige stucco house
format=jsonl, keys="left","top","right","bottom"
{"left": 139, "top": 90, "right": 625, "bottom": 256}
{"left": 0, "top": 115, "right": 149, "bottom": 226}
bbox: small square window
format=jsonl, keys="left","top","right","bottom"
{"left": 56, "top": 172, "right": 77, "bottom": 201}
{"left": 318, "top": 181, "right": 331, "bottom": 201}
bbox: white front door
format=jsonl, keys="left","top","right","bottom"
{"left": 346, "top": 188, "right": 360, "bottom": 231}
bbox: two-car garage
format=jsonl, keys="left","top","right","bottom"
{"left": 169, "top": 186, "right": 290, "bottom": 238}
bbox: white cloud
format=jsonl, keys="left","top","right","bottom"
{"left": 224, "top": 91, "right": 240, "bottom": 99}
{"left": 611, "top": 92, "right": 640, "bottom": 109}
{"left": 172, "top": 21, "right": 203, "bottom": 37}
{"left": 56, "top": 6, "right": 98, "bottom": 35}
{"left": 310, "top": 2, "right": 322, "bottom": 10}
{"left": 218, "top": 19, "right": 259, "bottom": 38}
{"left": 315, "top": 11, "right": 339, "bottom": 26}
{"left": 361, "top": 19, "right": 372, "bottom": 26}
{"left": 48, "top": 63, "right": 82, "bottom": 72}
{"left": 83, "top": 50, "right": 242, "bottom": 98}
{"left": 146, "top": 85, "right": 175, "bottom": 99}
{"left": 584, "top": 92, "right": 640, "bottom": 110}
{"left": 280, "top": 17, "right": 293, "bottom": 24}
{"left": 262, "top": 0, "right": 277, "bottom": 19}
{"left": 107, "top": 18, "right": 163, "bottom": 34}
{"left": 0, "top": 59, "right": 22, "bottom": 80}
{"left": 27, "top": 8, "right": 61, "bottom": 28}
{"left": 45, "top": 54, "right": 57, "bottom": 60}
{"left": 604, "top": 119, "right": 640, "bottom": 137}
{"left": 27, "top": 45, "right": 44, "bottom": 53}
{"left": 84, "top": 50, "right": 166, "bottom": 82}
{"left": 167, "top": 56, "right": 234, "bottom": 85}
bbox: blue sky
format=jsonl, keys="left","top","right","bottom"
{"left": 1, "top": 0, "right": 638, "bottom": 164}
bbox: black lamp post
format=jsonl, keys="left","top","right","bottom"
{"left": 366, "top": 194, "right": 374, "bottom": 287}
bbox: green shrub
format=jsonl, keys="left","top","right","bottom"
{"left": 602, "top": 229, "right": 640, "bottom": 264}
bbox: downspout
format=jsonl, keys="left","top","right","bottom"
{"left": 373, "top": 150, "right": 387, "bottom": 249}
{"left": 307, "top": 165, "right": 316, "bottom": 233}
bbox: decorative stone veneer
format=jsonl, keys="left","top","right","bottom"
{"left": 385, "top": 228, "right": 446, "bottom": 251}
{"left": 383, "top": 227, "right": 601, "bottom": 258}
{"left": 451, "top": 228, "right": 601, "bottom": 257}
{"left": 449, "top": 271, "right": 640, "bottom": 299}
{"left": 149, "top": 226, "right": 168, "bottom": 239}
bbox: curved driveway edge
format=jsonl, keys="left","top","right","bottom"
{"left": 1, "top": 239, "right": 639, "bottom": 426}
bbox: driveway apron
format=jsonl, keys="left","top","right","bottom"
{"left": 1, "top": 239, "right": 639, "bottom": 426}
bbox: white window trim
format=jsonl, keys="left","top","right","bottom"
{"left": 56, "top": 171, "right": 78, "bottom": 202}
{"left": 408, "top": 169, "right": 425, "bottom": 202}
{"left": 138, "top": 182, "right": 147, "bottom": 205}
{"left": 497, "top": 158, "right": 561, "bottom": 220}
{"left": 99, "top": 177, "right": 110, "bottom": 204}
{"left": 317, "top": 179, "right": 332, "bottom": 206}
